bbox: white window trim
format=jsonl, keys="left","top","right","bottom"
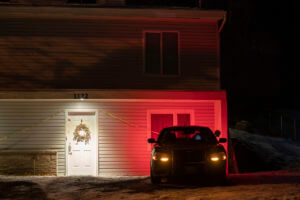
{"left": 143, "top": 30, "right": 181, "bottom": 77}
{"left": 146, "top": 109, "right": 195, "bottom": 151}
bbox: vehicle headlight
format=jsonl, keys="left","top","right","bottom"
{"left": 152, "top": 152, "right": 169, "bottom": 162}
{"left": 209, "top": 152, "right": 227, "bottom": 162}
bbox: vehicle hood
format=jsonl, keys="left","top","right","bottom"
{"left": 155, "top": 143, "right": 224, "bottom": 154}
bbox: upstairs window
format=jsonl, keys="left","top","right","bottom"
{"left": 144, "top": 31, "right": 179, "bottom": 76}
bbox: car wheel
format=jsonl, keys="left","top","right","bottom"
{"left": 151, "top": 175, "right": 161, "bottom": 184}
{"left": 215, "top": 172, "right": 227, "bottom": 185}
{"left": 151, "top": 170, "right": 161, "bottom": 184}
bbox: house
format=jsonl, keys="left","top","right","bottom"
{"left": 0, "top": 2, "right": 227, "bottom": 176}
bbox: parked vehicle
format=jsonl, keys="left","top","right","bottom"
{"left": 147, "top": 126, "right": 227, "bottom": 184}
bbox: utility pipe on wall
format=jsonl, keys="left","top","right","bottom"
{"left": 218, "top": 14, "right": 227, "bottom": 33}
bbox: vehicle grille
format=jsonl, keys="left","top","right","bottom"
{"left": 172, "top": 150, "right": 205, "bottom": 175}
{"left": 173, "top": 150, "right": 205, "bottom": 163}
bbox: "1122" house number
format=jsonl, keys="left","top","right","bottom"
{"left": 74, "top": 93, "right": 88, "bottom": 99}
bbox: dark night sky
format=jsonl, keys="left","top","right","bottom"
{"left": 221, "top": 1, "right": 281, "bottom": 95}
{"left": 219, "top": 0, "right": 292, "bottom": 121}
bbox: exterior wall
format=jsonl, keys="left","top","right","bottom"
{"left": 0, "top": 7, "right": 221, "bottom": 90}
{"left": 0, "top": 151, "right": 57, "bottom": 175}
{"left": 0, "top": 5, "right": 226, "bottom": 176}
{"left": 0, "top": 102, "right": 66, "bottom": 175}
{"left": 0, "top": 96, "right": 227, "bottom": 176}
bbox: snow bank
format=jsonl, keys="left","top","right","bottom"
{"left": 230, "top": 128, "right": 300, "bottom": 172}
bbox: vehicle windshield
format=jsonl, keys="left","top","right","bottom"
{"left": 157, "top": 127, "right": 218, "bottom": 144}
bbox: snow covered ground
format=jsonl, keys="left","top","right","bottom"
{"left": 0, "top": 174, "right": 300, "bottom": 200}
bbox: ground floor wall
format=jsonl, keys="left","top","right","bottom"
{"left": 0, "top": 99, "right": 227, "bottom": 176}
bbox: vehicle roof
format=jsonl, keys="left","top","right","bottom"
{"left": 161, "top": 126, "right": 212, "bottom": 130}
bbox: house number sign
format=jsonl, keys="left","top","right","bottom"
{"left": 74, "top": 93, "right": 88, "bottom": 100}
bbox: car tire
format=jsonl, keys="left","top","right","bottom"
{"left": 215, "top": 172, "right": 227, "bottom": 185}
{"left": 150, "top": 170, "right": 161, "bottom": 184}
{"left": 151, "top": 175, "right": 161, "bottom": 184}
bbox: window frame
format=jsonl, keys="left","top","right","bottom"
{"left": 143, "top": 30, "right": 181, "bottom": 77}
{"left": 147, "top": 109, "right": 194, "bottom": 150}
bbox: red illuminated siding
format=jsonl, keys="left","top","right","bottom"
{"left": 98, "top": 101, "right": 217, "bottom": 176}
{"left": 0, "top": 7, "right": 221, "bottom": 90}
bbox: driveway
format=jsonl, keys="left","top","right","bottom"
{"left": 1, "top": 172, "right": 300, "bottom": 200}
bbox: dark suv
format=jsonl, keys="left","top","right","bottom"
{"left": 147, "top": 126, "right": 227, "bottom": 184}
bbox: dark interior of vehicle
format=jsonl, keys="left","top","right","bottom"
{"left": 158, "top": 127, "right": 218, "bottom": 144}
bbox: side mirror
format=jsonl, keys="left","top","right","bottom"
{"left": 219, "top": 138, "right": 227, "bottom": 143}
{"left": 147, "top": 138, "right": 156, "bottom": 143}
{"left": 214, "top": 130, "right": 221, "bottom": 137}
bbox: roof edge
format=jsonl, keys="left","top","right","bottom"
{"left": 0, "top": 6, "right": 226, "bottom": 20}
